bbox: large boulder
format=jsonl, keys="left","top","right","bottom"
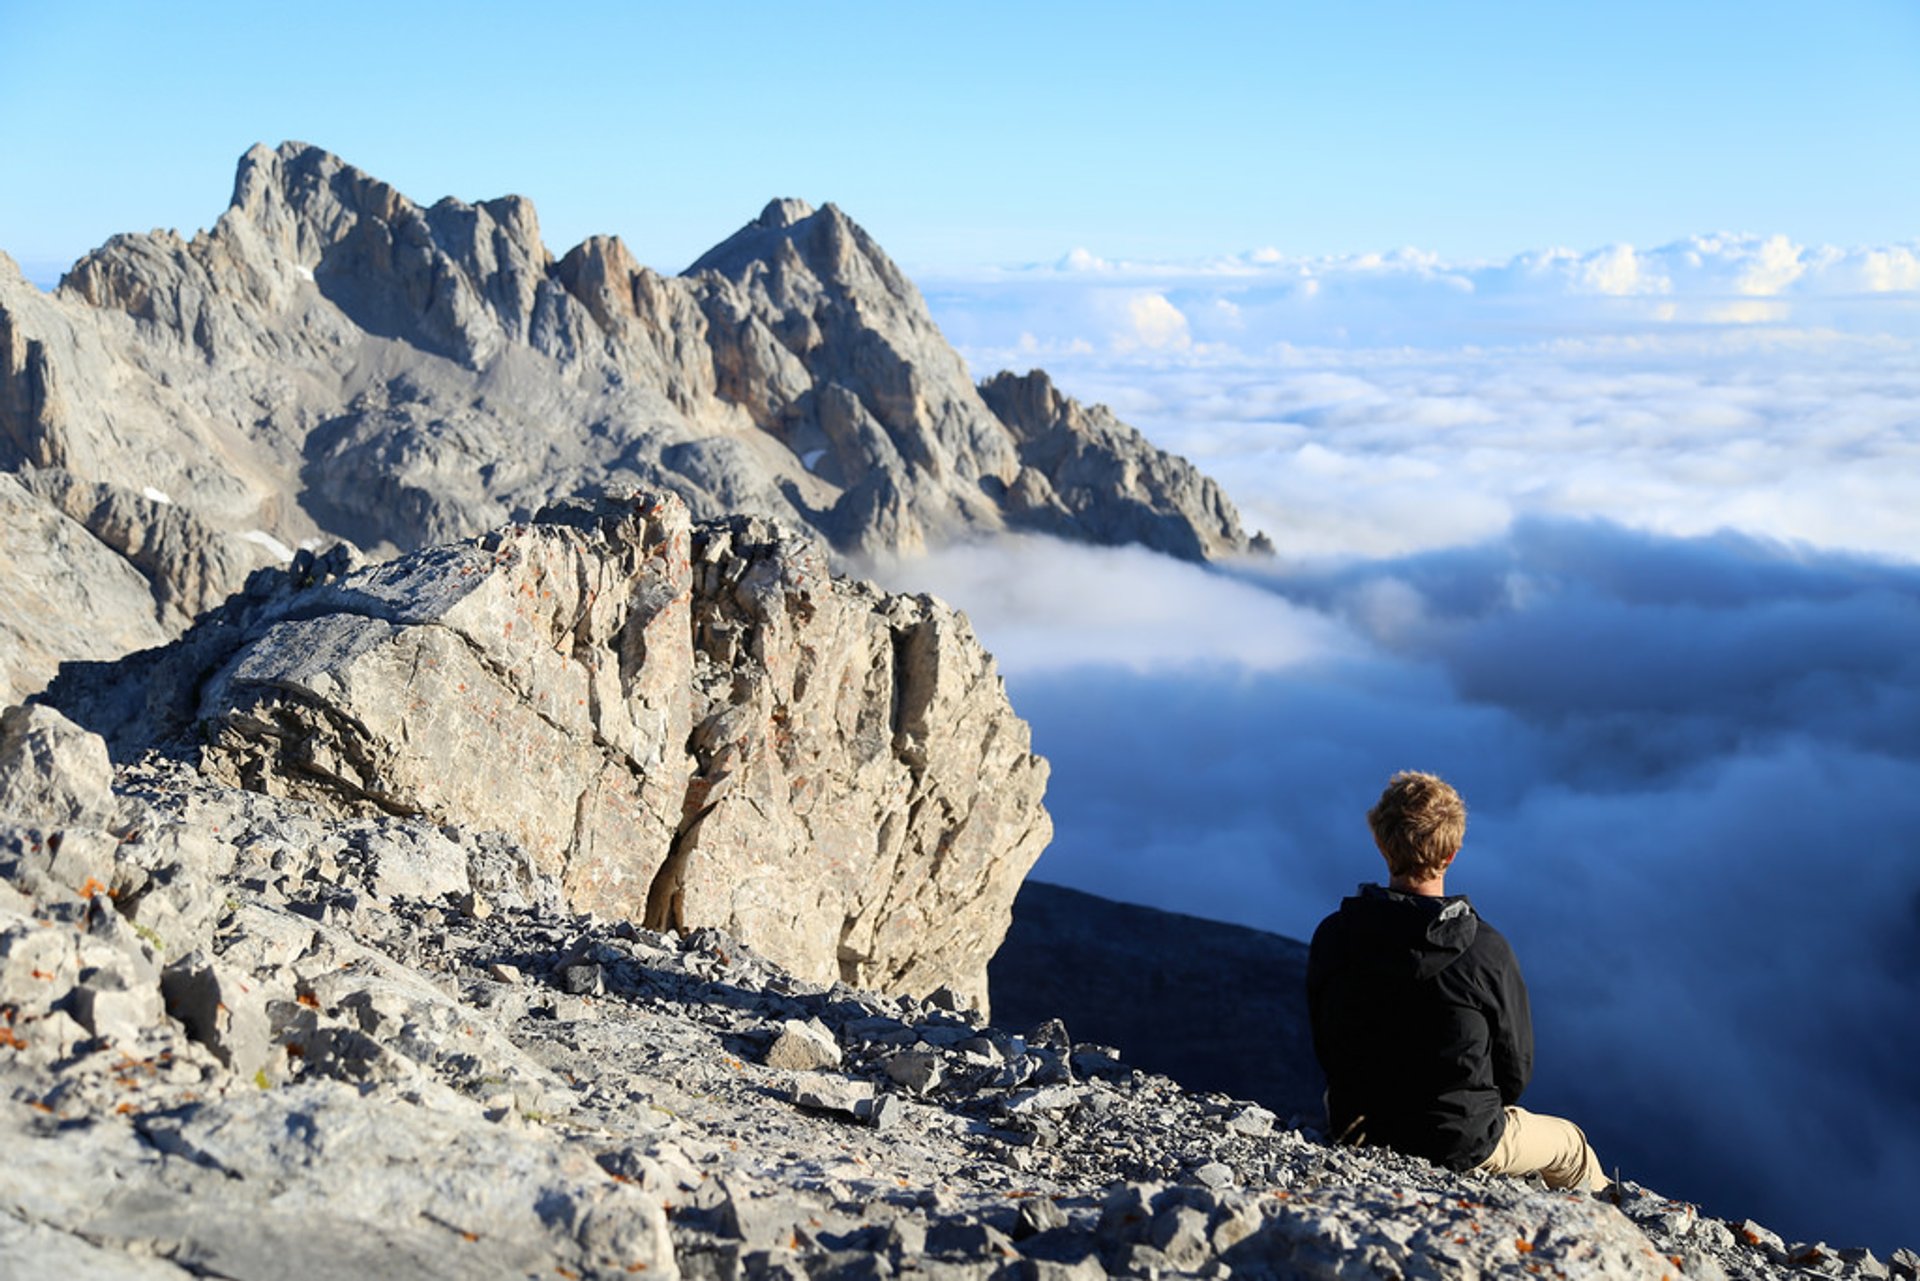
{"left": 49, "top": 493, "right": 1050, "bottom": 1012}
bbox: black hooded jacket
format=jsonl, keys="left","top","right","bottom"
{"left": 1305, "top": 884, "right": 1533, "bottom": 1170}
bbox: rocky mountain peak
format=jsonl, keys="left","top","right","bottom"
{"left": 1, "top": 141, "right": 1269, "bottom": 700}
{"left": 757, "top": 196, "right": 817, "bottom": 230}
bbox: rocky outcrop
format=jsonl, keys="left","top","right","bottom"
{"left": 0, "top": 143, "right": 1266, "bottom": 696}
{"left": 980, "top": 369, "right": 1271, "bottom": 561}
{"left": 0, "top": 718, "right": 1887, "bottom": 1279}
{"left": 46, "top": 493, "right": 1050, "bottom": 1013}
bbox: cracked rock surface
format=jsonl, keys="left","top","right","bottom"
{"left": 2, "top": 708, "right": 1904, "bottom": 1278}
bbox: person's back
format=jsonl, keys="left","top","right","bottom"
{"left": 1305, "top": 771, "right": 1607, "bottom": 1191}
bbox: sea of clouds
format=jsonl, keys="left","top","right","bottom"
{"left": 887, "top": 233, "right": 1920, "bottom": 1252}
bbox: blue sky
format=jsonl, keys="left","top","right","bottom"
{"left": 3, "top": 1, "right": 1917, "bottom": 278}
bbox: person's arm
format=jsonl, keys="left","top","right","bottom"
{"left": 1488, "top": 936, "right": 1534, "bottom": 1105}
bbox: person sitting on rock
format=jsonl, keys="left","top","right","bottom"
{"left": 1305, "top": 770, "right": 1608, "bottom": 1191}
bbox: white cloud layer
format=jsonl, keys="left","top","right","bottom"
{"left": 916, "top": 238, "right": 1920, "bottom": 1252}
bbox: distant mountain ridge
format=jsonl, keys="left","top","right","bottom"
{"left": 0, "top": 141, "right": 1265, "bottom": 699}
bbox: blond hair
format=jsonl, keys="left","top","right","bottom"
{"left": 1368, "top": 771, "right": 1467, "bottom": 879}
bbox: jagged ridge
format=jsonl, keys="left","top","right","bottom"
{"left": 0, "top": 142, "right": 1267, "bottom": 698}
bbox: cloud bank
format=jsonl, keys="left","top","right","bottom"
{"left": 881, "top": 525, "right": 1920, "bottom": 1252}
{"left": 900, "top": 246, "right": 1920, "bottom": 1251}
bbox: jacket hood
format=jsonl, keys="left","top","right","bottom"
{"left": 1338, "top": 883, "right": 1481, "bottom": 980}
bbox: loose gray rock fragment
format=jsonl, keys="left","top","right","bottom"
{"left": 558, "top": 962, "right": 604, "bottom": 996}
{"left": 69, "top": 969, "right": 163, "bottom": 1046}
{"left": 765, "top": 1018, "right": 841, "bottom": 1071}
{"left": 789, "top": 1074, "right": 875, "bottom": 1118}
{"left": 864, "top": 1093, "right": 904, "bottom": 1131}
{"left": 160, "top": 950, "right": 272, "bottom": 1078}
{"left": 1225, "top": 1104, "right": 1275, "bottom": 1137}
{"left": 1187, "top": 1161, "right": 1235, "bottom": 1190}
{"left": 883, "top": 1048, "right": 943, "bottom": 1093}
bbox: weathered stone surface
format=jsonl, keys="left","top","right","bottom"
{"left": 0, "top": 1085, "right": 679, "bottom": 1280}
{"left": 0, "top": 703, "right": 116, "bottom": 828}
{"left": 50, "top": 494, "right": 1049, "bottom": 1012}
{"left": 1, "top": 146, "right": 1267, "bottom": 698}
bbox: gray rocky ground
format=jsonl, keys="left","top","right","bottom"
{"left": 7, "top": 702, "right": 1903, "bottom": 1279}
{"left": 0, "top": 141, "right": 1267, "bottom": 701}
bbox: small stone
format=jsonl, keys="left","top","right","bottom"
{"left": 1025, "top": 1017, "right": 1071, "bottom": 1050}
{"left": 160, "top": 951, "right": 272, "bottom": 1077}
{"left": 863, "top": 1093, "right": 903, "bottom": 1131}
{"left": 1150, "top": 1202, "right": 1212, "bottom": 1271}
{"left": 957, "top": 1036, "right": 1002, "bottom": 1065}
{"left": 1225, "top": 1105, "right": 1276, "bottom": 1137}
{"left": 765, "top": 1019, "right": 841, "bottom": 1071}
{"left": 1005, "top": 1085, "right": 1082, "bottom": 1115}
{"left": 1187, "top": 1162, "right": 1235, "bottom": 1190}
{"left": 790, "top": 1074, "right": 875, "bottom": 1117}
{"left": 1070, "top": 1047, "right": 1126, "bottom": 1078}
{"left": 0, "top": 704, "right": 116, "bottom": 829}
{"left": 883, "top": 1049, "right": 943, "bottom": 1093}
{"left": 1887, "top": 1247, "right": 1918, "bottom": 1280}
{"left": 925, "top": 985, "right": 973, "bottom": 1016}
{"left": 70, "top": 969, "right": 164, "bottom": 1046}
{"left": 1734, "top": 1218, "right": 1785, "bottom": 1258}
{"left": 488, "top": 962, "right": 522, "bottom": 983}
{"left": 558, "top": 963, "right": 604, "bottom": 996}
{"left": 1842, "top": 1252, "right": 1892, "bottom": 1281}
{"left": 926, "top": 1220, "right": 1015, "bottom": 1259}
{"left": 1015, "top": 1197, "right": 1068, "bottom": 1238}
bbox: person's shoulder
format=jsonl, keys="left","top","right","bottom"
{"left": 1460, "top": 907, "right": 1524, "bottom": 975}
{"left": 1308, "top": 907, "right": 1345, "bottom": 948}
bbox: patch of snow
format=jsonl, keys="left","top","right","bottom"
{"left": 242, "top": 529, "right": 296, "bottom": 562}
{"left": 801, "top": 449, "right": 828, "bottom": 472}
{"left": 142, "top": 486, "right": 172, "bottom": 505}
{"left": 294, "top": 264, "right": 315, "bottom": 283}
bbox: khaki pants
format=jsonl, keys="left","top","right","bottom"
{"left": 1475, "top": 1106, "right": 1608, "bottom": 1191}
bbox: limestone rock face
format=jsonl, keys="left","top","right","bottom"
{"left": 0, "top": 143, "right": 1267, "bottom": 698}
{"left": 49, "top": 493, "right": 1050, "bottom": 1011}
